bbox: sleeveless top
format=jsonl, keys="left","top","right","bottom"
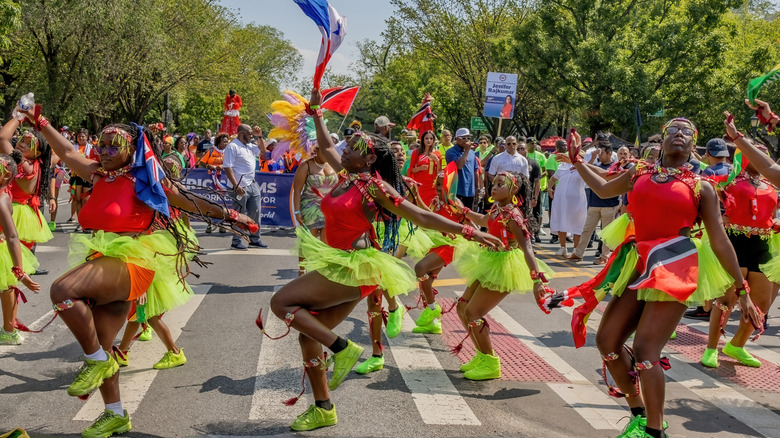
{"left": 79, "top": 174, "right": 156, "bottom": 233}
{"left": 320, "top": 184, "right": 377, "bottom": 251}
{"left": 486, "top": 203, "right": 529, "bottom": 249}
{"left": 10, "top": 159, "right": 40, "bottom": 205}
{"left": 628, "top": 166, "right": 700, "bottom": 242}
{"left": 723, "top": 175, "right": 778, "bottom": 236}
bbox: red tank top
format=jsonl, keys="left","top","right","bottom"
{"left": 724, "top": 177, "right": 777, "bottom": 231}
{"left": 628, "top": 174, "right": 698, "bottom": 242}
{"left": 430, "top": 197, "right": 462, "bottom": 223}
{"left": 320, "top": 184, "right": 377, "bottom": 250}
{"left": 79, "top": 175, "right": 156, "bottom": 232}
{"left": 486, "top": 203, "right": 529, "bottom": 248}
{"left": 9, "top": 159, "right": 40, "bottom": 205}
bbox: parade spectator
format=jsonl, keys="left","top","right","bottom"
{"left": 702, "top": 138, "right": 733, "bottom": 177}
{"left": 475, "top": 135, "right": 492, "bottom": 158}
{"left": 162, "top": 135, "right": 184, "bottom": 169}
{"left": 224, "top": 124, "right": 267, "bottom": 250}
{"left": 548, "top": 139, "right": 586, "bottom": 256}
{"left": 335, "top": 128, "right": 355, "bottom": 156}
{"left": 176, "top": 136, "right": 196, "bottom": 168}
{"left": 518, "top": 140, "right": 542, "bottom": 242}
{"left": 488, "top": 135, "right": 529, "bottom": 180}
{"left": 569, "top": 143, "right": 620, "bottom": 262}
{"left": 199, "top": 132, "right": 227, "bottom": 170}
{"left": 438, "top": 129, "right": 454, "bottom": 160}
{"left": 546, "top": 140, "right": 565, "bottom": 243}
{"left": 617, "top": 146, "right": 631, "bottom": 162}
{"left": 445, "top": 128, "right": 482, "bottom": 209}
{"left": 407, "top": 130, "right": 441, "bottom": 206}
{"left": 374, "top": 116, "right": 395, "bottom": 139}
{"left": 197, "top": 129, "right": 214, "bottom": 158}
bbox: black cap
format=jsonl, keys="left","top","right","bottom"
{"left": 344, "top": 128, "right": 355, "bottom": 136}
{"left": 706, "top": 138, "right": 729, "bottom": 158}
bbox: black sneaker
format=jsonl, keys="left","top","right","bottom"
{"left": 550, "top": 235, "right": 559, "bottom": 244}
{"left": 32, "top": 269, "right": 49, "bottom": 276}
{"left": 683, "top": 306, "right": 710, "bottom": 320}
{"left": 534, "top": 235, "right": 542, "bottom": 244}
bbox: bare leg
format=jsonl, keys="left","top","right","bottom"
{"left": 573, "top": 234, "right": 581, "bottom": 249}
{"left": 383, "top": 290, "right": 397, "bottom": 312}
{"left": 1, "top": 288, "right": 18, "bottom": 332}
{"left": 366, "top": 290, "right": 384, "bottom": 356}
{"left": 117, "top": 321, "right": 141, "bottom": 352}
{"left": 706, "top": 286, "right": 738, "bottom": 349}
{"left": 595, "top": 289, "right": 645, "bottom": 409}
{"left": 456, "top": 282, "right": 480, "bottom": 350}
{"left": 463, "top": 286, "right": 508, "bottom": 354}
{"left": 414, "top": 252, "right": 445, "bottom": 306}
{"left": 558, "top": 231, "right": 567, "bottom": 249}
{"left": 93, "top": 301, "right": 132, "bottom": 404}
{"left": 731, "top": 271, "right": 772, "bottom": 348}
{"left": 148, "top": 315, "right": 178, "bottom": 353}
{"left": 632, "top": 300, "right": 686, "bottom": 431}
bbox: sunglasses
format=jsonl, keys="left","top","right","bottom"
{"left": 666, "top": 126, "right": 694, "bottom": 136}
{"left": 94, "top": 146, "right": 123, "bottom": 156}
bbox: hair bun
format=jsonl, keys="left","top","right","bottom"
{"left": 10, "top": 150, "right": 23, "bottom": 164}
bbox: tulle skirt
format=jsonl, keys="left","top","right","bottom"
{"left": 294, "top": 228, "right": 417, "bottom": 297}
{"left": 453, "top": 240, "right": 554, "bottom": 294}
{"left": 759, "top": 233, "right": 780, "bottom": 282}
{"left": 0, "top": 240, "right": 38, "bottom": 290}
{"left": 12, "top": 203, "right": 53, "bottom": 244}
{"left": 68, "top": 230, "right": 192, "bottom": 317}
{"left": 376, "top": 219, "right": 435, "bottom": 260}
{"left": 598, "top": 213, "right": 633, "bottom": 251}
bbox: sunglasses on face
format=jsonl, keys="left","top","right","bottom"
{"left": 666, "top": 126, "right": 694, "bottom": 136}
{"left": 94, "top": 146, "right": 122, "bottom": 156}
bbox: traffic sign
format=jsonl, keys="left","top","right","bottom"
{"left": 471, "top": 117, "right": 487, "bottom": 131}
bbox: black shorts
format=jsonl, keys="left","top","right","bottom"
{"left": 69, "top": 175, "right": 92, "bottom": 189}
{"left": 728, "top": 231, "right": 772, "bottom": 273}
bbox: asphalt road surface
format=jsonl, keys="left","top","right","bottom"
{"left": 2, "top": 207, "right": 780, "bottom": 437}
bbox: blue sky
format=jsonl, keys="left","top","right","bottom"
{"left": 218, "top": 0, "right": 395, "bottom": 79}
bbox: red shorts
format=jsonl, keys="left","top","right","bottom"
{"left": 430, "top": 245, "right": 454, "bottom": 266}
{"left": 360, "top": 285, "right": 379, "bottom": 298}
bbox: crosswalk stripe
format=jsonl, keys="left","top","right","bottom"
{"left": 386, "top": 311, "right": 481, "bottom": 425}
{"left": 203, "top": 248, "right": 292, "bottom": 256}
{"left": 486, "top": 306, "right": 624, "bottom": 430}
{"left": 561, "top": 305, "right": 780, "bottom": 437}
{"left": 73, "top": 284, "right": 211, "bottom": 421}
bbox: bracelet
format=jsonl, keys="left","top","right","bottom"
{"left": 294, "top": 210, "right": 301, "bottom": 215}
{"left": 305, "top": 104, "right": 323, "bottom": 117}
{"left": 309, "top": 105, "right": 320, "bottom": 110}
{"left": 461, "top": 207, "right": 471, "bottom": 215}
{"left": 532, "top": 279, "right": 542, "bottom": 284}
{"left": 737, "top": 280, "right": 751, "bottom": 296}
{"left": 461, "top": 224, "right": 476, "bottom": 241}
{"left": 530, "top": 270, "right": 548, "bottom": 283}
{"left": 11, "top": 266, "right": 24, "bottom": 281}
{"left": 37, "top": 116, "right": 50, "bottom": 130}
{"left": 725, "top": 131, "right": 744, "bottom": 142}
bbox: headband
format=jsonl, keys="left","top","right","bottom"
{"left": 100, "top": 126, "right": 133, "bottom": 149}
{"left": 662, "top": 118, "right": 699, "bottom": 146}
{"left": 352, "top": 131, "right": 376, "bottom": 155}
{"left": 22, "top": 131, "right": 39, "bottom": 156}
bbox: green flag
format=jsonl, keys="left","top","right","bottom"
{"left": 747, "top": 63, "right": 780, "bottom": 104}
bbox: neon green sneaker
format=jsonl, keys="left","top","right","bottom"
{"left": 617, "top": 414, "right": 645, "bottom": 438}
{"left": 464, "top": 353, "right": 501, "bottom": 380}
{"left": 67, "top": 354, "right": 119, "bottom": 397}
{"left": 700, "top": 347, "right": 718, "bottom": 368}
{"left": 0, "top": 329, "right": 23, "bottom": 345}
{"left": 81, "top": 409, "right": 131, "bottom": 438}
{"left": 411, "top": 319, "right": 442, "bottom": 334}
{"left": 138, "top": 325, "right": 153, "bottom": 342}
{"left": 386, "top": 303, "right": 404, "bottom": 338}
{"left": 328, "top": 340, "right": 363, "bottom": 391}
{"left": 415, "top": 303, "right": 442, "bottom": 327}
{"left": 459, "top": 351, "right": 484, "bottom": 372}
{"left": 115, "top": 351, "right": 129, "bottom": 368}
{"left": 290, "top": 404, "right": 337, "bottom": 431}
{"left": 48, "top": 221, "right": 56, "bottom": 232}
{"left": 153, "top": 349, "right": 186, "bottom": 370}
{"left": 355, "top": 355, "right": 384, "bottom": 375}
{"left": 669, "top": 330, "right": 677, "bottom": 340}
{"left": 723, "top": 341, "right": 761, "bottom": 367}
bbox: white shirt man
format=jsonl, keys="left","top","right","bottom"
{"left": 488, "top": 135, "right": 529, "bottom": 179}
{"left": 224, "top": 134, "right": 262, "bottom": 188}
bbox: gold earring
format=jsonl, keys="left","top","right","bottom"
{"left": 488, "top": 196, "right": 495, "bottom": 203}
{"left": 512, "top": 195, "right": 519, "bottom": 204}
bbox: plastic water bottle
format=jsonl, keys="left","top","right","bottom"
{"left": 136, "top": 303, "right": 147, "bottom": 323}
{"left": 12, "top": 93, "right": 34, "bottom": 121}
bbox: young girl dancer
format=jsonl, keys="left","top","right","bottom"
{"left": 452, "top": 172, "right": 552, "bottom": 380}
{"left": 17, "top": 104, "right": 256, "bottom": 438}
{"left": 701, "top": 151, "right": 778, "bottom": 368}
{"left": 565, "top": 121, "right": 760, "bottom": 438}
{"left": 0, "top": 153, "right": 41, "bottom": 345}
{"left": 265, "top": 88, "right": 500, "bottom": 432}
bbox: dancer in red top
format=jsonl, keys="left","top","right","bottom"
{"left": 565, "top": 120, "right": 760, "bottom": 438}
{"left": 701, "top": 151, "right": 778, "bottom": 369}
{"left": 221, "top": 90, "right": 243, "bottom": 136}
{"left": 265, "top": 88, "right": 500, "bottom": 432}
{"left": 16, "top": 104, "right": 256, "bottom": 438}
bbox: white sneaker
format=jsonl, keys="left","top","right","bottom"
{"left": 555, "top": 247, "right": 568, "bottom": 257}
{"left": 539, "top": 229, "right": 548, "bottom": 236}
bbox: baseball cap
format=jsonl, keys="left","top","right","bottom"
{"left": 706, "top": 138, "right": 729, "bottom": 158}
{"left": 455, "top": 128, "right": 471, "bottom": 138}
{"left": 374, "top": 116, "right": 395, "bottom": 128}
{"left": 344, "top": 128, "right": 355, "bottom": 137}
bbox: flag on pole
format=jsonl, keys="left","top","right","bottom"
{"left": 442, "top": 161, "right": 458, "bottom": 201}
{"left": 293, "top": 0, "right": 347, "bottom": 89}
{"left": 747, "top": 63, "right": 780, "bottom": 104}
{"left": 407, "top": 93, "right": 436, "bottom": 135}
{"left": 710, "top": 149, "right": 749, "bottom": 187}
{"left": 320, "top": 85, "right": 360, "bottom": 115}
{"left": 130, "top": 123, "right": 170, "bottom": 217}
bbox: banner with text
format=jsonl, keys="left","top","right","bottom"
{"left": 181, "top": 169, "right": 296, "bottom": 227}
{"left": 483, "top": 72, "right": 518, "bottom": 119}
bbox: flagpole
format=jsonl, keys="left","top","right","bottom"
{"left": 335, "top": 86, "right": 360, "bottom": 134}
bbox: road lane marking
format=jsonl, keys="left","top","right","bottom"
{"left": 74, "top": 285, "right": 211, "bottom": 421}
{"left": 385, "top": 312, "right": 481, "bottom": 426}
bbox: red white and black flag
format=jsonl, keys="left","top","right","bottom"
{"left": 320, "top": 85, "right": 360, "bottom": 115}
{"left": 407, "top": 93, "right": 436, "bottom": 136}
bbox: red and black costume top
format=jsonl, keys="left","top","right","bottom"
{"left": 79, "top": 168, "right": 156, "bottom": 233}
{"left": 319, "top": 172, "right": 404, "bottom": 251}
{"left": 722, "top": 174, "right": 778, "bottom": 237}
{"left": 486, "top": 203, "right": 530, "bottom": 249}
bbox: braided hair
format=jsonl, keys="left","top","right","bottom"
{"left": 500, "top": 171, "right": 536, "bottom": 233}
{"left": 19, "top": 130, "right": 52, "bottom": 204}
{"left": 361, "top": 133, "right": 408, "bottom": 252}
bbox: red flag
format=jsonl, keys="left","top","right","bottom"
{"left": 320, "top": 86, "right": 360, "bottom": 115}
{"left": 407, "top": 93, "right": 436, "bottom": 136}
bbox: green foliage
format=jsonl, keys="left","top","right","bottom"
{"left": 0, "top": 0, "right": 20, "bottom": 64}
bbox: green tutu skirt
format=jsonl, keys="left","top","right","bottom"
{"left": 611, "top": 236, "right": 732, "bottom": 305}
{"left": 598, "top": 213, "right": 631, "bottom": 251}
{"left": 376, "top": 219, "right": 434, "bottom": 260}
{"left": 68, "top": 230, "right": 192, "bottom": 318}
{"left": 12, "top": 203, "right": 53, "bottom": 244}
{"left": 759, "top": 233, "right": 780, "bottom": 282}
{"left": 422, "top": 228, "right": 462, "bottom": 250}
{"left": 0, "top": 240, "right": 38, "bottom": 290}
{"left": 294, "top": 228, "right": 417, "bottom": 297}
{"left": 453, "top": 240, "right": 554, "bottom": 294}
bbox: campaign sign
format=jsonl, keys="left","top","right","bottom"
{"left": 181, "top": 169, "right": 296, "bottom": 227}
{"left": 483, "top": 72, "right": 518, "bottom": 119}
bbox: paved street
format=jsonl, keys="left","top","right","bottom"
{"left": 2, "top": 206, "right": 780, "bottom": 437}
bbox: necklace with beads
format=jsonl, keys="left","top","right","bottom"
{"left": 94, "top": 163, "right": 133, "bottom": 182}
